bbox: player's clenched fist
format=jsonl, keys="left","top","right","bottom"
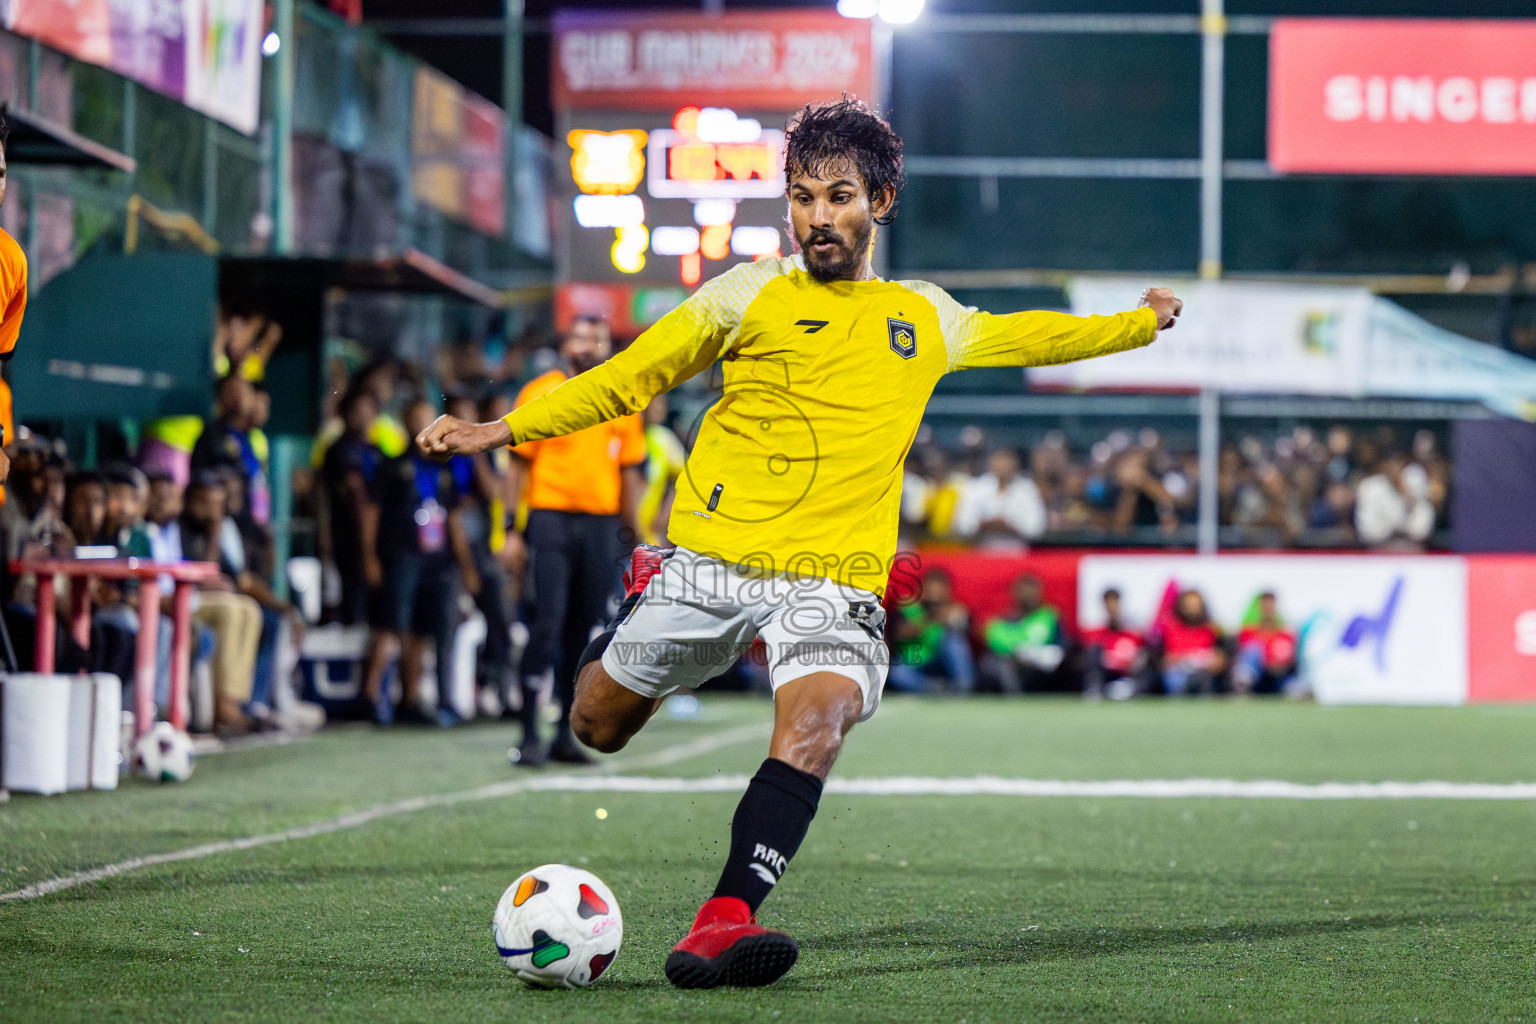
{"left": 416, "top": 413, "right": 513, "bottom": 460}
{"left": 1138, "top": 287, "right": 1184, "bottom": 331}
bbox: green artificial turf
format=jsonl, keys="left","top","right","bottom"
{"left": 3, "top": 697, "right": 1535, "bottom": 1023}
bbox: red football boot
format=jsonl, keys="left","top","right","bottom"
{"left": 622, "top": 544, "right": 672, "bottom": 600}
{"left": 664, "top": 896, "right": 799, "bottom": 989}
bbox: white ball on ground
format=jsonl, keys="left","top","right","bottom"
{"left": 493, "top": 864, "right": 622, "bottom": 989}
{"left": 135, "top": 722, "right": 195, "bottom": 783}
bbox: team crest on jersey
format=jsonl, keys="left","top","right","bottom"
{"left": 888, "top": 318, "right": 916, "bottom": 359}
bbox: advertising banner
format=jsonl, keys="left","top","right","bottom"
{"left": 4, "top": 0, "right": 261, "bottom": 134}
{"left": 107, "top": 0, "right": 188, "bottom": 100}
{"left": 413, "top": 66, "right": 468, "bottom": 224}
{"left": 554, "top": 9, "right": 873, "bottom": 112}
{"left": 1033, "top": 278, "right": 1536, "bottom": 414}
{"left": 412, "top": 66, "right": 506, "bottom": 237}
{"left": 461, "top": 91, "right": 508, "bottom": 238}
{"left": 1078, "top": 554, "right": 1469, "bottom": 705}
{"left": 1270, "top": 19, "right": 1536, "bottom": 175}
{"left": 5, "top": 0, "right": 262, "bottom": 135}
{"left": 10, "top": 0, "right": 112, "bottom": 65}
{"left": 182, "top": 0, "right": 264, "bottom": 135}
{"left": 1465, "top": 557, "right": 1536, "bottom": 703}
{"left": 1032, "top": 278, "right": 1374, "bottom": 395}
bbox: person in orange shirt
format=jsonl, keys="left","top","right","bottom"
{"left": 0, "top": 112, "right": 30, "bottom": 487}
{"left": 508, "top": 315, "right": 644, "bottom": 766}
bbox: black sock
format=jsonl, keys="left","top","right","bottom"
{"left": 712, "top": 758, "right": 823, "bottom": 914}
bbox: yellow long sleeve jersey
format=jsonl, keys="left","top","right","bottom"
{"left": 504, "top": 256, "right": 1158, "bottom": 594}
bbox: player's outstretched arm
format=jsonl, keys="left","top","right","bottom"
{"left": 942, "top": 284, "right": 1183, "bottom": 371}
{"left": 495, "top": 271, "right": 744, "bottom": 450}
{"left": 417, "top": 414, "right": 512, "bottom": 460}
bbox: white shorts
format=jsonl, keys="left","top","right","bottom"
{"left": 600, "top": 547, "right": 890, "bottom": 722}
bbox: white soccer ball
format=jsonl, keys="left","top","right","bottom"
{"left": 493, "top": 864, "right": 622, "bottom": 989}
{"left": 135, "top": 722, "right": 195, "bottom": 783}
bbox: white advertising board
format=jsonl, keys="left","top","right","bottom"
{"left": 1030, "top": 278, "right": 1375, "bottom": 395}
{"left": 1078, "top": 555, "right": 1468, "bottom": 705}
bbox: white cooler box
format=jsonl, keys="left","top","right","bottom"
{"left": 1, "top": 673, "right": 122, "bottom": 795}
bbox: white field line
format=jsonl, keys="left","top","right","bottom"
{"left": 0, "top": 722, "right": 769, "bottom": 905}
{"left": 516, "top": 775, "right": 1536, "bottom": 801}
{"left": 7, "top": 766, "right": 1535, "bottom": 905}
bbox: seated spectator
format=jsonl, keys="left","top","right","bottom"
{"left": 0, "top": 446, "right": 77, "bottom": 668}
{"left": 69, "top": 469, "right": 148, "bottom": 678}
{"left": 1355, "top": 453, "right": 1434, "bottom": 549}
{"left": 63, "top": 471, "right": 110, "bottom": 548}
{"left": 923, "top": 449, "right": 968, "bottom": 538}
{"left": 979, "top": 573, "right": 1064, "bottom": 693}
{"left": 1153, "top": 588, "right": 1228, "bottom": 696}
{"left": 951, "top": 447, "right": 1046, "bottom": 549}
{"left": 1308, "top": 480, "right": 1357, "bottom": 538}
{"left": 218, "top": 466, "right": 303, "bottom": 720}
{"left": 181, "top": 472, "right": 264, "bottom": 733}
{"left": 1, "top": 447, "right": 73, "bottom": 584}
{"left": 1109, "top": 443, "right": 1180, "bottom": 536}
{"left": 1233, "top": 591, "right": 1300, "bottom": 695}
{"left": 0, "top": 454, "right": 135, "bottom": 681}
{"left": 102, "top": 464, "right": 152, "bottom": 556}
{"left": 144, "top": 472, "right": 184, "bottom": 572}
{"left": 1081, "top": 587, "right": 1148, "bottom": 701}
{"left": 888, "top": 568, "right": 975, "bottom": 694}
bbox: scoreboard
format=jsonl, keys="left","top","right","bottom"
{"left": 552, "top": 8, "right": 873, "bottom": 332}
{"left": 561, "top": 106, "right": 791, "bottom": 291}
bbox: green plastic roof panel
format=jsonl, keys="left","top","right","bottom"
{"left": 12, "top": 253, "right": 215, "bottom": 422}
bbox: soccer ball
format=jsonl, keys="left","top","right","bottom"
{"left": 135, "top": 722, "right": 195, "bottom": 783}
{"left": 493, "top": 864, "right": 622, "bottom": 989}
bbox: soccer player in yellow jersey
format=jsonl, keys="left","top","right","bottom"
{"left": 420, "top": 99, "right": 1182, "bottom": 988}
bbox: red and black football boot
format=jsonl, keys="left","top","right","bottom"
{"left": 664, "top": 896, "right": 799, "bottom": 989}
{"left": 622, "top": 544, "right": 672, "bottom": 601}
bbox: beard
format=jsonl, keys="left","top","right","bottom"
{"left": 563, "top": 346, "right": 604, "bottom": 374}
{"left": 796, "top": 219, "right": 874, "bottom": 283}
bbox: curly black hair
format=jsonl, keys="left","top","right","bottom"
{"left": 0, "top": 107, "right": 9, "bottom": 156}
{"left": 783, "top": 98, "right": 906, "bottom": 225}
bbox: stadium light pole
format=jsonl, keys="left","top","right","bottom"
{"left": 872, "top": 18, "right": 894, "bottom": 280}
{"left": 1196, "top": 0, "right": 1224, "bottom": 555}
{"left": 272, "top": 0, "right": 296, "bottom": 254}
{"left": 504, "top": 0, "right": 523, "bottom": 242}
{"left": 843, "top": 0, "right": 923, "bottom": 274}
{"left": 1198, "top": 0, "right": 1224, "bottom": 281}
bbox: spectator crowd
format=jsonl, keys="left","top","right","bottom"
{"left": 889, "top": 570, "right": 1304, "bottom": 701}
{"left": 1, "top": 370, "right": 306, "bottom": 736}
{"left": 901, "top": 422, "right": 1450, "bottom": 550}
{"left": 0, "top": 307, "right": 1459, "bottom": 746}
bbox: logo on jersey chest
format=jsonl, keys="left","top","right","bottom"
{"left": 888, "top": 318, "right": 916, "bottom": 359}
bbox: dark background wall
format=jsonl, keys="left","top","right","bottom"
{"left": 1453, "top": 420, "right": 1536, "bottom": 553}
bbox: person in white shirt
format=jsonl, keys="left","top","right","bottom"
{"left": 1354, "top": 454, "right": 1434, "bottom": 549}
{"left": 951, "top": 447, "right": 1047, "bottom": 548}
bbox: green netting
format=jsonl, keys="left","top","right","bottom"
{"left": 133, "top": 88, "right": 205, "bottom": 214}
{"left": 4, "top": 7, "right": 537, "bottom": 285}
{"left": 215, "top": 129, "right": 265, "bottom": 251}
